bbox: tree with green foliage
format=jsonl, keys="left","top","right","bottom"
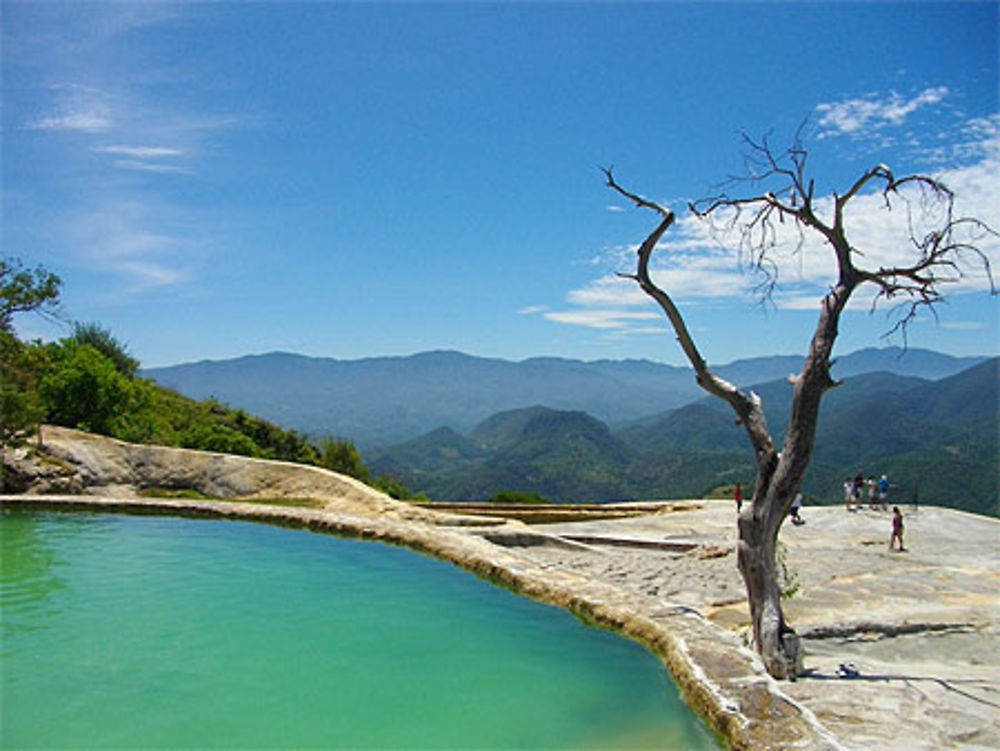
{"left": 70, "top": 322, "right": 140, "bottom": 378}
{"left": 372, "top": 474, "right": 426, "bottom": 501}
{"left": 1, "top": 257, "right": 61, "bottom": 333}
{"left": 1, "top": 258, "right": 62, "bottom": 448}
{"left": 1, "top": 336, "right": 48, "bottom": 448}
{"left": 38, "top": 341, "right": 135, "bottom": 435}
{"left": 318, "top": 437, "right": 371, "bottom": 483}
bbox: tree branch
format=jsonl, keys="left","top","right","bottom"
{"left": 604, "top": 168, "right": 779, "bottom": 474}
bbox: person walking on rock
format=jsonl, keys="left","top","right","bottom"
{"left": 889, "top": 506, "right": 905, "bottom": 551}
{"left": 734, "top": 483, "right": 744, "bottom": 513}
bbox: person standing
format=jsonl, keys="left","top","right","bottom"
{"left": 734, "top": 483, "right": 744, "bottom": 513}
{"left": 889, "top": 506, "right": 905, "bottom": 551}
{"left": 878, "top": 475, "right": 890, "bottom": 509}
{"left": 790, "top": 492, "right": 804, "bottom": 524}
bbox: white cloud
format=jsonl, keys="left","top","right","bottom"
{"left": 115, "top": 260, "right": 190, "bottom": 289}
{"left": 544, "top": 309, "right": 661, "bottom": 330}
{"left": 597, "top": 326, "right": 668, "bottom": 341}
{"left": 816, "top": 86, "right": 949, "bottom": 138}
{"left": 517, "top": 305, "right": 549, "bottom": 315}
{"left": 25, "top": 84, "right": 113, "bottom": 132}
{"left": 63, "top": 198, "right": 204, "bottom": 291}
{"left": 92, "top": 145, "right": 184, "bottom": 158}
{"left": 881, "top": 86, "right": 948, "bottom": 124}
{"left": 28, "top": 112, "right": 112, "bottom": 132}
{"left": 566, "top": 275, "right": 649, "bottom": 308}
{"left": 940, "top": 321, "right": 985, "bottom": 332}
{"left": 549, "top": 110, "right": 1000, "bottom": 337}
{"left": 113, "top": 159, "right": 191, "bottom": 175}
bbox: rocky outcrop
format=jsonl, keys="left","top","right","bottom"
{"left": 1, "top": 444, "right": 84, "bottom": 494}
{"left": 4, "top": 426, "right": 436, "bottom": 521}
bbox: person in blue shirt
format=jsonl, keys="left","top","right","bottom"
{"left": 877, "top": 475, "right": 890, "bottom": 509}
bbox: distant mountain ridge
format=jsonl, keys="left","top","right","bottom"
{"left": 368, "top": 358, "right": 998, "bottom": 516}
{"left": 142, "top": 347, "right": 987, "bottom": 449}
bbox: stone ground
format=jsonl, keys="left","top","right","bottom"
{"left": 514, "top": 501, "right": 1000, "bottom": 751}
{"left": 5, "top": 427, "right": 999, "bottom": 750}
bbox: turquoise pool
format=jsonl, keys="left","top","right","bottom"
{"left": 1, "top": 510, "right": 719, "bottom": 749}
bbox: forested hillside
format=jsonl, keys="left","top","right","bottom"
{"left": 369, "top": 360, "right": 999, "bottom": 516}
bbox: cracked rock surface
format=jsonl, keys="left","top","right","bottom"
{"left": 529, "top": 503, "right": 1000, "bottom": 751}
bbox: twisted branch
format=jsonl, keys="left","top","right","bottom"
{"left": 603, "top": 167, "right": 779, "bottom": 477}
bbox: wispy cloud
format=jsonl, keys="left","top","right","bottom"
{"left": 92, "top": 144, "right": 191, "bottom": 174}
{"left": 517, "top": 305, "right": 549, "bottom": 315}
{"left": 12, "top": 7, "right": 247, "bottom": 293}
{"left": 815, "top": 86, "right": 948, "bottom": 138}
{"left": 25, "top": 84, "right": 113, "bottom": 132}
{"left": 115, "top": 260, "right": 190, "bottom": 289}
{"left": 544, "top": 309, "right": 661, "bottom": 330}
{"left": 27, "top": 112, "right": 112, "bottom": 132}
{"left": 112, "top": 159, "right": 192, "bottom": 175}
{"left": 940, "top": 321, "right": 985, "bottom": 332}
{"left": 92, "top": 145, "right": 184, "bottom": 158}
{"left": 65, "top": 198, "right": 204, "bottom": 291}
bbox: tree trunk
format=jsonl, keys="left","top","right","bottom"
{"left": 737, "top": 496, "right": 802, "bottom": 679}
{"left": 735, "top": 285, "right": 849, "bottom": 678}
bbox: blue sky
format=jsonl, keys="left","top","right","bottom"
{"left": 3, "top": 2, "right": 998, "bottom": 368}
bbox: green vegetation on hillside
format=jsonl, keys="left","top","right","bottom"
{"left": 369, "top": 371, "right": 998, "bottom": 517}
{"left": 1, "top": 258, "right": 61, "bottom": 448}
{"left": 488, "top": 490, "right": 549, "bottom": 505}
{"left": 0, "top": 257, "right": 421, "bottom": 500}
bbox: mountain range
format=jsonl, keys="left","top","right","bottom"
{"left": 143, "top": 346, "right": 986, "bottom": 449}
{"left": 365, "top": 358, "right": 998, "bottom": 516}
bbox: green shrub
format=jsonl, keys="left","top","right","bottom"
{"left": 39, "top": 341, "right": 134, "bottom": 435}
{"left": 179, "top": 424, "right": 262, "bottom": 457}
{"left": 488, "top": 490, "right": 550, "bottom": 505}
{"left": 0, "top": 332, "right": 48, "bottom": 447}
{"left": 318, "top": 437, "right": 371, "bottom": 482}
{"left": 70, "top": 322, "right": 139, "bottom": 378}
{"left": 373, "top": 475, "right": 417, "bottom": 500}
{"left": 138, "top": 487, "right": 220, "bottom": 500}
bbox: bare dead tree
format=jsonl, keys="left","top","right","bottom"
{"left": 604, "top": 135, "right": 996, "bottom": 679}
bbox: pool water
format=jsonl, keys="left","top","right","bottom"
{"left": 1, "top": 510, "right": 719, "bottom": 749}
